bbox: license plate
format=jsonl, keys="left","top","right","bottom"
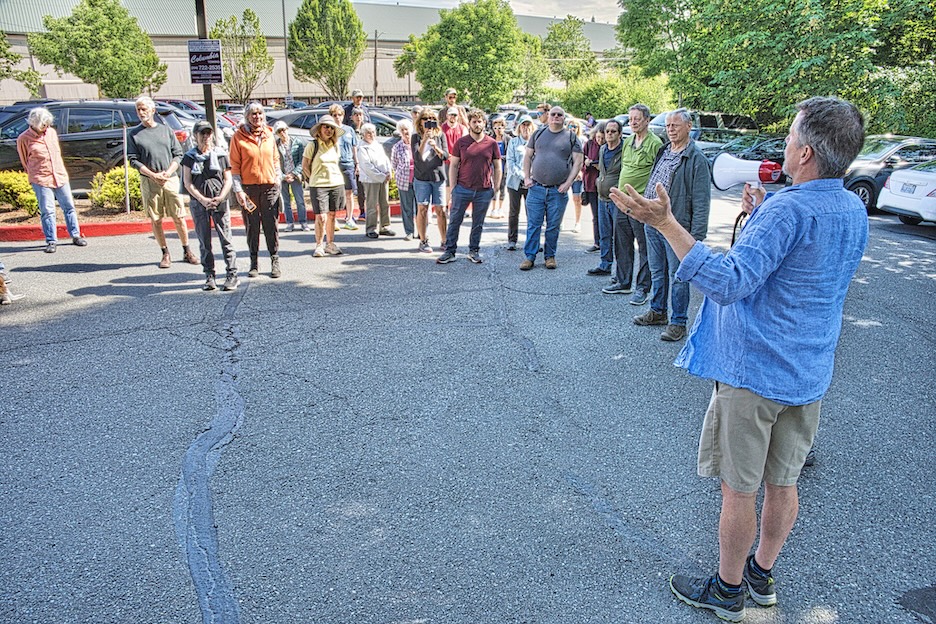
{"left": 901, "top": 182, "right": 917, "bottom": 194}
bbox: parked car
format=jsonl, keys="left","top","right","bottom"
{"left": 876, "top": 159, "right": 936, "bottom": 225}
{"left": 0, "top": 99, "right": 189, "bottom": 192}
{"left": 157, "top": 98, "right": 206, "bottom": 117}
{"left": 266, "top": 107, "right": 399, "bottom": 157}
{"left": 702, "top": 134, "right": 787, "bottom": 181}
{"left": 844, "top": 135, "right": 936, "bottom": 211}
{"left": 648, "top": 110, "right": 757, "bottom": 149}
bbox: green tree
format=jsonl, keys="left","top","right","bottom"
{"left": 27, "top": 0, "right": 165, "bottom": 98}
{"left": 210, "top": 9, "right": 274, "bottom": 104}
{"left": 516, "top": 33, "right": 550, "bottom": 102}
{"left": 411, "top": 0, "right": 526, "bottom": 111}
{"left": 562, "top": 70, "right": 672, "bottom": 119}
{"left": 543, "top": 16, "right": 599, "bottom": 87}
{"left": 393, "top": 34, "right": 421, "bottom": 79}
{"left": 1, "top": 33, "right": 41, "bottom": 97}
{"left": 289, "top": 0, "right": 366, "bottom": 99}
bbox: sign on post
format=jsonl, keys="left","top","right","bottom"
{"left": 188, "top": 39, "right": 223, "bottom": 85}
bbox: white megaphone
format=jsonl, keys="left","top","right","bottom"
{"left": 712, "top": 152, "right": 782, "bottom": 191}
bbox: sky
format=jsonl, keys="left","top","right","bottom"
{"left": 364, "top": 0, "right": 619, "bottom": 24}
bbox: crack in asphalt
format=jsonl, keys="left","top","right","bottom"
{"left": 172, "top": 286, "right": 248, "bottom": 624}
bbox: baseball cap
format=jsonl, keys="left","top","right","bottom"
{"left": 351, "top": 89, "right": 364, "bottom": 97}
{"left": 193, "top": 120, "right": 213, "bottom": 134}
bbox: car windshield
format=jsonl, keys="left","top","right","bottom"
{"left": 725, "top": 135, "right": 764, "bottom": 150}
{"left": 913, "top": 160, "right": 936, "bottom": 173}
{"left": 856, "top": 138, "right": 900, "bottom": 161}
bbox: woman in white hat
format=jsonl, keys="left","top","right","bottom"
{"left": 302, "top": 115, "right": 346, "bottom": 257}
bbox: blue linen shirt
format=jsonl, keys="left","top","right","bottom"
{"left": 673, "top": 178, "right": 868, "bottom": 405}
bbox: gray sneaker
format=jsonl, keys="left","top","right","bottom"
{"left": 660, "top": 324, "right": 687, "bottom": 341}
{"left": 222, "top": 274, "right": 239, "bottom": 291}
{"left": 467, "top": 250, "right": 482, "bottom": 264}
{"left": 743, "top": 555, "right": 777, "bottom": 607}
{"left": 203, "top": 275, "right": 217, "bottom": 291}
{"left": 436, "top": 250, "right": 456, "bottom": 264}
{"left": 629, "top": 288, "right": 650, "bottom": 305}
{"left": 602, "top": 282, "right": 632, "bottom": 295}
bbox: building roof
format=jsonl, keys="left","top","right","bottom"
{"left": 1, "top": 0, "right": 618, "bottom": 50}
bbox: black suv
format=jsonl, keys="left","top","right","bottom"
{"left": 843, "top": 135, "right": 936, "bottom": 211}
{"left": 0, "top": 100, "right": 189, "bottom": 192}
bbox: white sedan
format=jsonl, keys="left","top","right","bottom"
{"left": 877, "top": 159, "right": 936, "bottom": 225}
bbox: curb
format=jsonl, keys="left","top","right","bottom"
{"left": 0, "top": 203, "right": 402, "bottom": 242}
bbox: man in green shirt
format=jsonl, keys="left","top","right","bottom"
{"left": 603, "top": 104, "right": 663, "bottom": 303}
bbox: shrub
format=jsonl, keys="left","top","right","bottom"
{"left": 89, "top": 166, "right": 143, "bottom": 212}
{"left": 0, "top": 171, "right": 39, "bottom": 216}
{"left": 561, "top": 69, "right": 673, "bottom": 120}
{"left": 388, "top": 175, "right": 399, "bottom": 201}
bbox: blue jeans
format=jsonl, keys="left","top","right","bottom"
{"left": 597, "top": 199, "right": 616, "bottom": 270}
{"left": 281, "top": 177, "right": 307, "bottom": 224}
{"left": 645, "top": 225, "right": 689, "bottom": 326}
{"left": 444, "top": 185, "right": 493, "bottom": 253}
{"left": 523, "top": 183, "right": 567, "bottom": 260}
{"left": 398, "top": 185, "right": 417, "bottom": 236}
{"left": 32, "top": 183, "right": 81, "bottom": 243}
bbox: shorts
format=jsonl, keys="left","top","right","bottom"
{"left": 414, "top": 179, "right": 444, "bottom": 206}
{"left": 571, "top": 180, "right": 583, "bottom": 195}
{"left": 141, "top": 175, "right": 186, "bottom": 221}
{"left": 697, "top": 382, "right": 820, "bottom": 493}
{"left": 341, "top": 164, "right": 357, "bottom": 193}
{"left": 308, "top": 185, "right": 345, "bottom": 215}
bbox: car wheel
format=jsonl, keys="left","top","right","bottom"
{"left": 849, "top": 181, "right": 875, "bottom": 212}
{"left": 899, "top": 215, "right": 923, "bottom": 226}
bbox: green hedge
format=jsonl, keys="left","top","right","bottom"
{"left": 89, "top": 166, "right": 143, "bottom": 212}
{"left": 0, "top": 171, "right": 39, "bottom": 216}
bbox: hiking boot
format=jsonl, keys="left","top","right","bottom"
{"left": 633, "top": 309, "right": 668, "bottom": 326}
{"left": 183, "top": 248, "right": 199, "bottom": 265}
{"left": 467, "top": 250, "right": 482, "bottom": 264}
{"left": 222, "top": 274, "right": 239, "bottom": 291}
{"left": 325, "top": 242, "right": 343, "bottom": 255}
{"left": 519, "top": 258, "right": 534, "bottom": 271}
{"left": 436, "top": 250, "right": 456, "bottom": 264}
{"left": 602, "top": 282, "right": 633, "bottom": 295}
{"left": 203, "top": 275, "right": 217, "bottom": 291}
{"left": 744, "top": 555, "right": 777, "bottom": 607}
{"left": 159, "top": 250, "right": 171, "bottom": 269}
{"left": 544, "top": 257, "right": 557, "bottom": 269}
{"left": 670, "top": 574, "right": 745, "bottom": 623}
{"left": 312, "top": 245, "right": 326, "bottom": 258}
{"left": 270, "top": 255, "right": 282, "bottom": 278}
{"left": 661, "top": 324, "right": 687, "bottom": 342}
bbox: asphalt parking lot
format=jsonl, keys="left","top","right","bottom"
{"left": 1, "top": 189, "right": 934, "bottom": 623}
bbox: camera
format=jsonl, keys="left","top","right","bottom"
{"left": 424, "top": 120, "right": 438, "bottom": 129}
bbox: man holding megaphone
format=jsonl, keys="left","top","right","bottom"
{"left": 610, "top": 97, "right": 868, "bottom": 622}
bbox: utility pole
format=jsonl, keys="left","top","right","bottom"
{"left": 373, "top": 30, "right": 378, "bottom": 105}
{"left": 281, "top": 0, "right": 292, "bottom": 102}
{"left": 194, "top": 0, "right": 217, "bottom": 130}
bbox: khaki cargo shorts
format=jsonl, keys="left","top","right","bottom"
{"left": 141, "top": 175, "right": 186, "bottom": 221}
{"left": 698, "top": 382, "right": 820, "bottom": 493}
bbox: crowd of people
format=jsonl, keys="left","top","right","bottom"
{"left": 3, "top": 90, "right": 871, "bottom": 624}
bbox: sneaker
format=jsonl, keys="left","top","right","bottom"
{"left": 670, "top": 574, "right": 745, "bottom": 623}
{"left": 633, "top": 309, "right": 668, "bottom": 326}
{"left": 506, "top": 242, "right": 517, "bottom": 251}
{"left": 325, "top": 242, "right": 343, "bottom": 255}
{"left": 379, "top": 228, "right": 396, "bottom": 237}
{"left": 301, "top": 223, "right": 311, "bottom": 231}
{"left": 743, "top": 555, "right": 777, "bottom": 607}
{"left": 544, "top": 257, "right": 557, "bottom": 269}
{"left": 572, "top": 223, "right": 581, "bottom": 233}
{"left": 660, "top": 324, "right": 687, "bottom": 342}
{"left": 270, "top": 255, "right": 282, "bottom": 278}
{"left": 519, "top": 258, "right": 534, "bottom": 271}
{"left": 285, "top": 223, "right": 295, "bottom": 232}
{"left": 585, "top": 245, "right": 600, "bottom": 253}
{"left": 365, "top": 232, "right": 379, "bottom": 239}
{"left": 159, "top": 251, "right": 171, "bottom": 268}
{"left": 436, "top": 250, "right": 456, "bottom": 264}
{"left": 587, "top": 267, "right": 612, "bottom": 276}
{"left": 45, "top": 242, "right": 57, "bottom": 254}
{"left": 0, "top": 290, "right": 25, "bottom": 305}
{"left": 467, "top": 250, "right": 482, "bottom": 264}
{"left": 203, "top": 275, "right": 217, "bottom": 291}
{"left": 404, "top": 233, "right": 413, "bottom": 241}
{"left": 603, "top": 282, "right": 633, "bottom": 295}
{"left": 418, "top": 241, "right": 433, "bottom": 253}
{"left": 222, "top": 274, "right": 239, "bottom": 291}
{"left": 803, "top": 447, "right": 817, "bottom": 467}
{"left": 629, "top": 289, "right": 650, "bottom": 305}
{"left": 313, "top": 245, "right": 326, "bottom": 258}
{"left": 342, "top": 221, "right": 359, "bottom": 230}
{"left": 248, "top": 265, "right": 259, "bottom": 278}
{"left": 72, "top": 236, "right": 88, "bottom": 247}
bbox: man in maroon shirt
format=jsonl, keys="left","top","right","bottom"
{"left": 436, "top": 108, "right": 502, "bottom": 265}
